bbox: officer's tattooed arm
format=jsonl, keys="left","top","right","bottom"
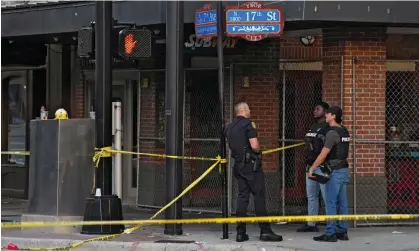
{"left": 246, "top": 122, "right": 260, "bottom": 152}
{"left": 309, "top": 130, "right": 340, "bottom": 177}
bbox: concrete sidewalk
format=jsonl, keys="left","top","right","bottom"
{"left": 3, "top": 224, "right": 419, "bottom": 251}
{"left": 2, "top": 199, "right": 419, "bottom": 251}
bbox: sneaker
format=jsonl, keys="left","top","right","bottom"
{"left": 313, "top": 234, "right": 337, "bottom": 242}
{"left": 260, "top": 231, "right": 283, "bottom": 242}
{"left": 336, "top": 232, "right": 349, "bottom": 241}
{"left": 297, "top": 224, "right": 319, "bottom": 232}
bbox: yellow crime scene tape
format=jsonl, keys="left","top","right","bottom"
{"left": 1, "top": 143, "right": 304, "bottom": 250}
{"left": 89, "top": 143, "right": 305, "bottom": 193}
{"left": 3, "top": 214, "right": 419, "bottom": 229}
{"left": 0, "top": 151, "right": 30, "bottom": 156}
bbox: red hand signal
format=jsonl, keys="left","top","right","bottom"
{"left": 124, "top": 33, "right": 137, "bottom": 54}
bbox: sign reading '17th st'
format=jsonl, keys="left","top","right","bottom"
{"left": 225, "top": 1, "right": 285, "bottom": 42}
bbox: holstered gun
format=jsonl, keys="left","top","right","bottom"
{"left": 244, "top": 149, "right": 262, "bottom": 172}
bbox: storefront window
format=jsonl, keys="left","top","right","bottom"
{"left": 7, "top": 78, "right": 27, "bottom": 166}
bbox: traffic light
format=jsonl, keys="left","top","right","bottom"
{"left": 118, "top": 29, "right": 152, "bottom": 59}
{"left": 77, "top": 26, "right": 95, "bottom": 58}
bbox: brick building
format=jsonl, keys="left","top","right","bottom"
{"left": 2, "top": 1, "right": 419, "bottom": 225}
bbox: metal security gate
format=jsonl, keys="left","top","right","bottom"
{"left": 135, "top": 59, "right": 345, "bottom": 217}
{"left": 230, "top": 59, "right": 343, "bottom": 216}
{"left": 136, "top": 67, "right": 232, "bottom": 214}
{"left": 352, "top": 58, "right": 419, "bottom": 226}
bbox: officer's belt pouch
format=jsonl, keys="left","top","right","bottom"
{"left": 309, "top": 165, "right": 331, "bottom": 184}
{"left": 251, "top": 154, "right": 262, "bottom": 172}
{"left": 252, "top": 159, "right": 261, "bottom": 172}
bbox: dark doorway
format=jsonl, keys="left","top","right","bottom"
{"left": 185, "top": 69, "right": 221, "bottom": 208}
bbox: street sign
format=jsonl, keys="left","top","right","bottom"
{"left": 195, "top": 3, "right": 217, "bottom": 41}
{"left": 225, "top": 1, "right": 284, "bottom": 42}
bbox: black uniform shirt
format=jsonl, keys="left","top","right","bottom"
{"left": 225, "top": 116, "right": 257, "bottom": 162}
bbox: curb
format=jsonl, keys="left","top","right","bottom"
{"left": 1, "top": 237, "right": 303, "bottom": 251}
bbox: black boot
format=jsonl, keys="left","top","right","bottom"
{"left": 313, "top": 234, "right": 337, "bottom": 242}
{"left": 336, "top": 232, "right": 349, "bottom": 241}
{"left": 236, "top": 233, "right": 249, "bottom": 242}
{"left": 297, "top": 224, "right": 319, "bottom": 232}
{"left": 260, "top": 230, "right": 283, "bottom": 242}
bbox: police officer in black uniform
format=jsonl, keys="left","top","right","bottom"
{"left": 297, "top": 102, "right": 329, "bottom": 232}
{"left": 225, "top": 102, "right": 283, "bottom": 242}
{"left": 308, "top": 106, "right": 351, "bottom": 242}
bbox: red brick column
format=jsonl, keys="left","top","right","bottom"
{"left": 73, "top": 72, "right": 85, "bottom": 118}
{"left": 322, "top": 27, "right": 388, "bottom": 215}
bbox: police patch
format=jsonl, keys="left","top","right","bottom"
{"left": 251, "top": 122, "right": 257, "bottom": 129}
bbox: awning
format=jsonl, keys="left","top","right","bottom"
{"left": 2, "top": 1, "right": 419, "bottom": 38}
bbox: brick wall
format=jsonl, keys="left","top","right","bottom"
{"left": 322, "top": 27, "right": 387, "bottom": 177}
{"left": 280, "top": 36, "right": 322, "bottom": 59}
{"left": 230, "top": 39, "right": 280, "bottom": 172}
{"left": 387, "top": 34, "right": 419, "bottom": 60}
{"left": 72, "top": 72, "right": 85, "bottom": 118}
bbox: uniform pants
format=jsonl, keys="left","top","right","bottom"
{"left": 324, "top": 168, "right": 350, "bottom": 236}
{"left": 234, "top": 162, "right": 271, "bottom": 234}
{"left": 306, "top": 169, "right": 326, "bottom": 227}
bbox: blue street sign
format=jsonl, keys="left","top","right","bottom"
{"left": 196, "top": 25, "right": 217, "bottom": 36}
{"left": 225, "top": 8, "right": 284, "bottom": 38}
{"left": 195, "top": 9, "right": 217, "bottom": 37}
{"left": 196, "top": 9, "right": 217, "bottom": 25}
{"left": 226, "top": 9, "right": 281, "bottom": 23}
{"left": 226, "top": 24, "right": 281, "bottom": 34}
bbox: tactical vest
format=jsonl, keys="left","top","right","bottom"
{"left": 225, "top": 116, "right": 252, "bottom": 162}
{"left": 326, "top": 126, "right": 350, "bottom": 170}
{"left": 305, "top": 123, "right": 330, "bottom": 165}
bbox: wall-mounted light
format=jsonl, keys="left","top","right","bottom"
{"left": 300, "top": 36, "right": 316, "bottom": 46}
{"left": 243, "top": 76, "right": 250, "bottom": 88}
{"left": 153, "top": 29, "right": 161, "bottom": 35}
{"left": 142, "top": 78, "right": 149, "bottom": 88}
{"left": 53, "top": 37, "right": 59, "bottom": 42}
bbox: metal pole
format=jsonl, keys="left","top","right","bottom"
{"left": 164, "top": 0, "right": 184, "bottom": 236}
{"left": 227, "top": 64, "right": 234, "bottom": 217}
{"left": 352, "top": 57, "right": 357, "bottom": 228}
{"left": 136, "top": 72, "right": 141, "bottom": 205}
{"left": 95, "top": 1, "right": 113, "bottom": 196}
{"left": 217, "top": 1, "right": 228, "bottom": 239}
{"left": 24, "top": 70, "right": 33, "bottom": 199}
{"left": 113, "top": 101, "right": 123, "bottom": 198}
{"left": 281, "top": 64, "right": 286, "bottom": 216}
{"left": 340, "top": 56, "right": 344, "bottom": 108}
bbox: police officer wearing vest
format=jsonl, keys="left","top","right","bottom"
{"left": 297, "top": 102, "right": 329, "bottom": 232}
{"left": 225, "top": 102, "right": 283, "bottom": 242}
{"left": 308, "top": 106, "right": 350, "bottom": 242}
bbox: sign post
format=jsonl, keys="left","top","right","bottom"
{"left": 225, "top": 1, "right": 284, "bottom": 42}
{"left": 194, "top": 2, "right": 229, "bottom": 239}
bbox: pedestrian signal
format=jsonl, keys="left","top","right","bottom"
{"left": 118, "top": 29, "right": 152, "bottom": 59}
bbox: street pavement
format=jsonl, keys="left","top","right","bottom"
{"left": 2, "top": 199, "right": 419, "bottom": 251}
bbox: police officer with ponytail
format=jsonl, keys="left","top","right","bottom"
{"left": 298, "top": 102, "right": 329, "bottom": 232}
{"left": 225, "top": 102, "right": 283, "bottom": 243}
{"left": 309, "top": 106, "right": 351, "bottom": 242}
